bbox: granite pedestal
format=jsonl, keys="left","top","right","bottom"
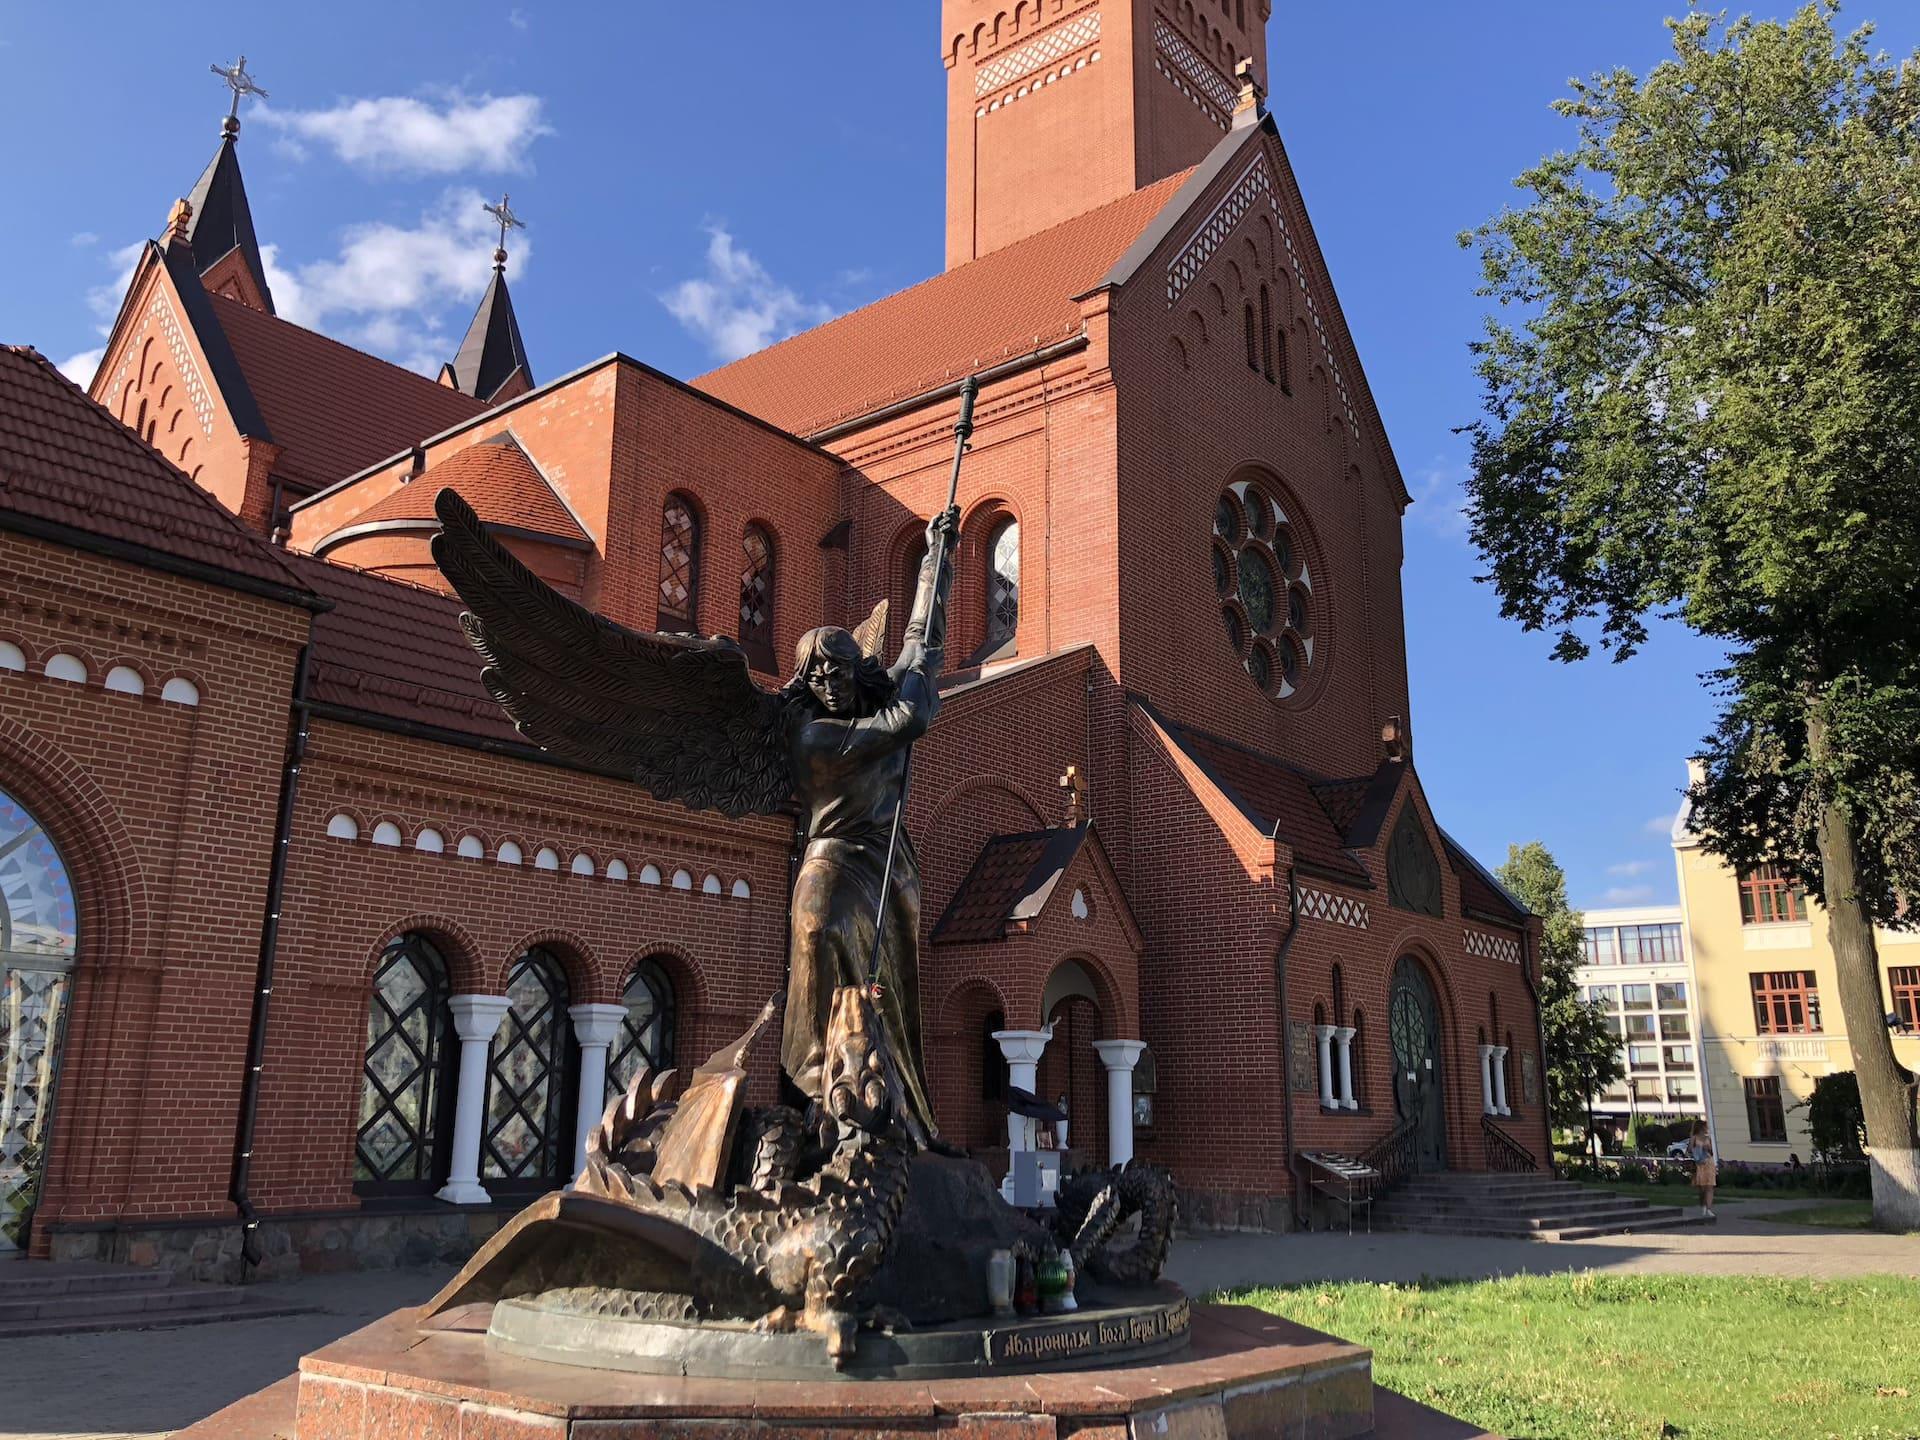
{"left": 288, "top": 1300, "right": 1377, "bottom": 1440}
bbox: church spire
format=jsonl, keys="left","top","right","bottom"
{"left": 188, "top": 56, "right": 275, "bottom": 314}
{"left": 444, "top": 194, "right": 533, "bottom": 403}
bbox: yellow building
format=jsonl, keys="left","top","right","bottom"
{"left": 1672, "top": 762, "right": 1920, "bottom": 1164}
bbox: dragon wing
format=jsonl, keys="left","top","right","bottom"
{"left": 431, "top": 487, "right": 792, "bottom": 817}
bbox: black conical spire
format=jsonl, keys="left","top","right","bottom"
{"left": 190, "top": 58, "right": 275, "bottom": 313}
{"left": 448, "top": 195, "right": 532, "bottom": 402}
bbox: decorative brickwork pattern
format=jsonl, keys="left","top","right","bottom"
{"left": 1299, "top": 886, "right": 1369, "bottom": 930}
{"left": 1153, "top": 14, "right": 1236, "bottom": 120}
{"left": 976, "top": 11, "right": 1102, "bottom": 97}
{"left": 1463, "top": 928, "right": 1522, "bottom": 965}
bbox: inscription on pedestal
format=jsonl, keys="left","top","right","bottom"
{"left": 987, "top": 1297, "right": 1190, "bottom": 1365}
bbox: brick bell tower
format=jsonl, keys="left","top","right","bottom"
{"left": 942, "top": 0, "right": 1271, "bottom": 268}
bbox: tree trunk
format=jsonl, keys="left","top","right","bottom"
{"left": 1807, "top": 711, "right": 1920, "bottom": 1231}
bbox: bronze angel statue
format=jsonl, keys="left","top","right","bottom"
{"left": 430, "top": 486, "right": 959, "bottom": 1149}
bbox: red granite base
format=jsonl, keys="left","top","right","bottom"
{"left": 280, "top": 1302, "right": 1379, "bottom": 1440}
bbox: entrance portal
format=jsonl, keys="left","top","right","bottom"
{"left": 1388, "top": 957, "right": 1446, "bottom": 1171}
{"left": 0, "top": 787, "right": 78, "bottom": 1251}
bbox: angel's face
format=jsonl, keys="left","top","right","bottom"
{"left": 807, "top": 642, "right": 860, "bottom": 716}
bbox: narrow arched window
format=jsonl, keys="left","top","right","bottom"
{"left": 607, "top": 958, "right": 677, "bottom": 1104}
{"left": 739, "top": 524, "right": 775, "bottom": 670}
{"left": 354, "top": 934, "right": 455, "bottom": 1194}
{"left": 657, "top": 494, "right": 700, "bottom": 631}
{"left": 1276, "top": 327, "right": 1292, "bottom": 394}
{"left": 1260, "top": 285, "right": 1275, "bottom": 382}
{"left": 984, "top": 516, "right": 1020, "bottom": 657}
{"left": 1243, "top": 304, "right": 1259, "bottom": 371}
{"left": 482, "top": 948, "right": 575, "bottom": 1188}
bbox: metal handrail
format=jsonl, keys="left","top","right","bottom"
{"left": 1357, "top": 1115, "right": 1422, "bottom": 1194}
{"left": 1482, "top": 1114, "right": 1539, "bottom": 1173}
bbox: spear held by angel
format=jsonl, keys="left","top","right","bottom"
{"left": 430, "top": 378, "right": 979, "bottom": 1158}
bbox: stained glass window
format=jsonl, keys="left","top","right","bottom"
{"left": 481, "top": 950, "right": 573, "bottom": 1185}
{"left": 354, "top": 935, "right": 453, "bottom": 1191}
{"left": 607, "top": 959, "right": 676, "bottom": 1105}
{"left": 739, "top": 525, "right": 775, "bottom": 668}
{"left": 1215, "top": 486, "right": 1316, "bottom": 702}
{"left": 657, "top": 495, "right": 700, "bottom": 631}
{"left": 1, "top": 788, "right": 77, "bottom": 1251}
{"left": 1236, "top": 550, "right": 1274, "bottom": 632}
{"left": 1246, "top": 644, "right": 1271, "bottom": 692}
{"left": 984, "top": 517, "right": 1020, "bottom": 655}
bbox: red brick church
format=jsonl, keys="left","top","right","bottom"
{"left": 0, "top": 1, "right": 1547, "bottom": 1274}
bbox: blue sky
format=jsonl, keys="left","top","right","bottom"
{"left": 8, "top": 2, "right": 1914, "bottom": 912}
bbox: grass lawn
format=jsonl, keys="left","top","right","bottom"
{"left": 1236, "top": 1274, "right": 1920, "bottom": 1440}
{"left": 1764, "top": 1201, "right": 1876, "bottom": 1229}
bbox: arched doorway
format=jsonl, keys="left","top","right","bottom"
{"left": 0, "top": 786, "right": 78, "bottom": 1251}
{"left": 1388, "top": 956, "right": 1447, "bottom": 1171}
{"left": 1038, "top": 961, "right": 1110, "bottom": 1166}
{"left": 481, "top": 948, "right": 577, "bottom": 1192}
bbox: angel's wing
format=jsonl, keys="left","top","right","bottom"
{"left": 431, "top": 487, "right": 793, "bottom": 817}
{"left": 850, "top": 599, "right": 888, "bottom": 661}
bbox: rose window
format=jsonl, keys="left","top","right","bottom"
{"left": 1212, "top": 482, "right": 1316, "bottom": 700}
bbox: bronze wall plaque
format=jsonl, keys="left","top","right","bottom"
{"left": 1288, "top": 1020, "right": 1317, "bottom": 1095}
{"left": 1521, "top": 1049, "right": 1539, "bottom": 1105}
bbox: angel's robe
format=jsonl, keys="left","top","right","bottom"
{"left": 781, "top": 665, "right": 939, "bottom": 1142}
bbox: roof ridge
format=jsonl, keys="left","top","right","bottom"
{"left": 695, "top": 169, "right": 1194, "bottom": 392}
{"left": 206, "top": 292, "right": 490, "bottom": 408}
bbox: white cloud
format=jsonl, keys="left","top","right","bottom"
{"left": 58, "top": 348, "right": 104, "bottom": 386}
{"left": 257, "top": 92, "right": 549, "bottom": 175}
{"left": 71, "top": 231, "right": 99, "bottom": 248}
{"left": 263, "top": 189, "right": 524, "bottom": 376}
{"left": 1601, "top": 884, "right": 1656, "bottom": 905}
{"left": 662, "top": 223, "right": 835, "bottom": 363}
{"left": 1606, "top": 859, "right": 1653, "bottom": 878}
{"left": 1408, "top": 456, "right": 1470, "bottom": 541}
{"left": 507, "top": 7, "right": 530, "bottom": 29}
{"left": 1644, "top": 811, "right": 1679, "bottom": 836}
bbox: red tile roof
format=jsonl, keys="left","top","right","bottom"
{"left": 288, "top": 552, "right": 519, "bottom": 745}
{"left": 932, "top": 827, "right": 1088, "bottom": 944}
{"left": 694, "top": 170, "right": 1193, "bottom": 435}
{"left": 1153, "top": 712, "right": 1370, "bottom": 883}
{"left": 0, "top": 345, "right": 314, "bottom": 602}
{"left": 328, "top": 434, "right": 588, "bottom": 547}
{"left": 209, "top": 295, "right": 488, "bottom": 490}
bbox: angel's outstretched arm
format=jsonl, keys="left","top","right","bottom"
{"left": 893, "top": 506, "right": 959, "bottom": 686}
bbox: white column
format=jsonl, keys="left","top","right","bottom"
{"left": 993, "top": 1029, "right": 1050, "bottom": 1155}
{"left": 567, "top": 1002, "right": 628, "bottom": 1180}
{"left": 1315, "top": 1024, "right": 1336, "bottom": 1109}
{"left": 1493, "top": 1046, "right": 1512, "bottom": 1116}
{"left": 1335, "top": 1026, "right": 1357, "bottom": 1111}
{"left": 1092, "top": 1039, "right": 1146, "bottom": 1167}
{"left": 1477, "top": 1043, "right": 1496, "bottom": 1116}
{"left": 436, "top": 994, "right": 512, "bottom": 1205}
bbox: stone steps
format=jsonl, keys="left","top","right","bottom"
{"left": 0, "top": 1262, "right": 310, "bottom": 1337}
{"left": 1371, "top": 1174, "right": 1708, "bottom": 1242}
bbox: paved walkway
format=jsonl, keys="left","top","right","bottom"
{"left": 2, "top": 1206, "right": 1911, "bottom": 1440}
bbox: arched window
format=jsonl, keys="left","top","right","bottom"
{"left": 1276, "top": 327, "right": 1291, "bottom": 394}
{"left": 898, "top": 527, "right": 929, "bottom": 641}
{"left": 482, "top": 948, "right": 575, "bottom": 1188}
{"left": 1, "top": 785, "right": 79, "bottom": 1251}
{"left": 1351, "top": 1010, "right": 1366, "bottom": 1107}
{"left": 1332, "top": 964, "right": 1345, "bottom": 1021}
{"left": 657, "top": 493, "right": 701, "bottom": 631}
{"left": 607, "top": 958, "right": 677, "bottom": 1104}
{"left": 1243, "top": 303, "right": 1259, "bottom": 371}
{"left": 1260, "top": 285, "right": 1275, "bottom": 382}
{"left": 983, "top": 516, "right": 1020, "bottom": 658}
{"left": 738, "top": 525, "right": 775, "bottom": 671}
{"left": 354, "top": 934, "right": 455, "bottom": 1194}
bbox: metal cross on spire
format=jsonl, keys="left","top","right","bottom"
{"left": 210, "top": 55, "right": 268, "bottom": 121}
{"left": 483, "top": 194, "right": 526, "bottom": 267}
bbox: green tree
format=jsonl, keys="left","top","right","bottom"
{"left": 1799, "top": 1071, "right": 1869, "bottom": 1164}
{"left": 1495, "top": 842, "right": 1624, "bottom": 1138}
{"left": 1462, "top": 3, "right": 1920, "bottom": 1228}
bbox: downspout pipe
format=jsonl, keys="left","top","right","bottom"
{"left": 1273, "top": 868, "right": 1305, "bottom": 1227}
{"left": 229, "top": 643, "right": 312, "bottom": 1273}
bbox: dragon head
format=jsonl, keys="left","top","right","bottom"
{"left": 821, "top": 986, "right": 893, "bottom": 1140}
